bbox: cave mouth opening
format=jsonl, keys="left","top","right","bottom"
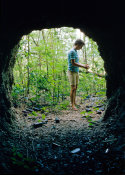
{"left": 11, "top": 27, "right": 106, "bottom": 126}
{"left": 8, "top": 26, "right": 108, "bottom": 173}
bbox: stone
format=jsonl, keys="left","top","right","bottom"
{"left": 85, "top": 95, "right": 91, "bottom": 99}
{"left": 33, "top": 107, "right": 41, "bottom": 111}
{"left": 99, "top": 106, "right": 105, "bottom": 111}
{"left": 55, "top": 117, "right": 60, "bottom": 123}
{"left": 23, "top": 113, "right": 27, "bottom": 117}
{"left": 95, "top": 105, "right": 103, "bottom": 108}
{"left": 52, "top": 143, "right": 61, "bottom": 149}
{"left": 105, "top": 148, "right": 109, "bottom": 154}
{"left": 86, "top": 105, "right": 93, "bottom": 108}
{"left": 26, "top": 108, "right": 34, "bottom": 112}
{"left": 37, "top": 144, "right": 41, "bottom": 149}
{"left": 96, "top": 110, "right": 102, "bottom": 114}
{"left": 33, "top": 119, "right": 48, "bottom": 128}
{"left": 33, "top": 122, "right": 44, "bottom": 128}
{"left": 86, "top": 108, "right": 92, "bottom": 112}
{"left": 22, "top": 110, "right": 28, "bottom": 113}
{"left": 71, "top": 148, "right": 80, "bottom": 154}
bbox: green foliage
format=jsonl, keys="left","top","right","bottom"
{"left": 80, "top": 110, "right": 93, "bottom": 115}
{"left": 80, "top": 110, "right": 96, "bottom": 127}
{"left": 41, "top": 107, "right": 49, "bottom": 113}
{"left": 11, "top": 147, "right": 38, "bottom": 172}
{"left": 96, "top": 89, "right": 106, "bottom": 96}
{"left": 32, "top": 111, "right": 37, "bottom": 116}
{"left": 11, "top": 27, "right": 106, "bottom": 109}
{"left": 93, "top": 107, "right": 99, "bottom": 111}
{"left": 88, "top": 122, "right": 94, "bottom": 126}
{"left": 41, "top": 114, "right": 46, "bottom": 120}
{"left": 37, "top": 119, "right": 42, "bottom": 123}
{"left": 54, "top": 100, "right": 70, "bottom": 111}
{"left": 80, "top": 111, "right": 86, "bottom": 115}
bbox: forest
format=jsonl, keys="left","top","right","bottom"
{"left": 12, "top": 27, "right": 106, "bottom": 111}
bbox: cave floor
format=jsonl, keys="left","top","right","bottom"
{"left": 0, "top": 96, "right": 125, "bottom": 174}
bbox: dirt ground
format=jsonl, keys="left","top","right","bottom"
{"left": 0, "top": 96, "right": 125, "bottom": 174}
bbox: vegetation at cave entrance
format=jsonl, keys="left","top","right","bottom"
{"left": 11, "top": 27, "right": 106, "bottom": 110}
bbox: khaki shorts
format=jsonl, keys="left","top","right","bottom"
{"left": 67, "top": 70, "right": 79, "bottom": 86}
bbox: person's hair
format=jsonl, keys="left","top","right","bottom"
{"left": 74, "top": 39, "right": 85, "bottom": 46}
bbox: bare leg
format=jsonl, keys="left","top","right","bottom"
{"left": 70, "top": 85, "right": 74, "bottom": 106}
{"left": 74, "top": 85, "right": 77, "bottom": 106}
{"left": 70, "top": 85, "right": 77, "bottom": 110}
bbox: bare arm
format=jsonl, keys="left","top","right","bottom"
{"left": 71, "top": 59, "right": 89, "bottom": 69}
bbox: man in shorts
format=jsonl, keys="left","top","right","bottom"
{"left": 68, "top": 39, "right": 89, "bottom": 111}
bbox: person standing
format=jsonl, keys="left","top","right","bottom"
{"left": 68, "top": 39, "right": 89, "bottom": 111}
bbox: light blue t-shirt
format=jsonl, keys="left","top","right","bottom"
{"left": 68, "top": 48, "right": 79, "bottom": 72}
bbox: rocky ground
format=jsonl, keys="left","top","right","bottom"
{"left": 0, "top": 96, "right": 125, "bottom": 174}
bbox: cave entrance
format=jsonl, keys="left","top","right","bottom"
{"left": 9, "top": 27, "right": 107, "bottom": 173}
{"left": 12, "top": 27, "right": 106, "bottom": 128}
{"left": 2, "top": 24, "right": 124, "bottom": 174}
{"left": 7, "top": 27, "right": 108, "bottom": 174}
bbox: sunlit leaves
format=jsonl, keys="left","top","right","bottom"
{"left": 12, "top": 27, "right": 106, "bottom": 107}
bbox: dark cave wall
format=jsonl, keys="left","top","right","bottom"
{"left": 95, "top": 30, "right": 125, "bottom": 98}
{"left": 0, "top": 39, "right": 19, "bottom": 127}
{"left": 0, "top": 1, "right": 125, "bottom": 127}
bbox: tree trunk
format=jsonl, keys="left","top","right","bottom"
{"left": 27, "top": 35, "right": 30, "bottom": 95}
